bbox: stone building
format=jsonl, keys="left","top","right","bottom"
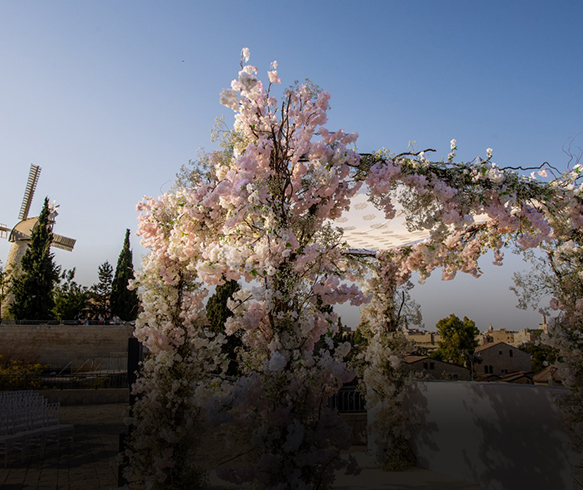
{"left": 402, "top": 355, "right": 470, "bottom": 381}
{"left": 475, "top": 341, "right": 532, "bottom": 376}
{"left": 481, "top": 326, "right": 515, "bottom": 345}
{"left": 479, "top": 316, "right": 552, "bottom": 347}
{"left": 404, "top": 329, "right": 441, "bottom": 353}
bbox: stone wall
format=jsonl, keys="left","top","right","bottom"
{"left": 0, "top": 324, "right": 134, "bottom": 370}
{"left": 403, "top": 380, "right": 579, "bottom": 490}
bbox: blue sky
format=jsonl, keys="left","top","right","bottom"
{"left": 1, "top": 1, "right": 581, "bottom": 330}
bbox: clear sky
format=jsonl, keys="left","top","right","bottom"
{"left": 1, "top": 1, "right": 581, "bottom": 331}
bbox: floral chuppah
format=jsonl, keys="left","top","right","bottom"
{"left": 124, "top": 49, "right": 583, "bottom": 489}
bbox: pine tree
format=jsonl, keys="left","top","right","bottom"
{"left": 432, "top": 314, "right": 480, "bottom": 366}
{"left": 9, "top": 197, "right": 60, "bottom": 320}
{"left": 52, "top": 268, "right": 89, "bottom": 321}
{"left": 92, "top": 261, "right": 113, "bottom": 318}
{"left": 110, "top": 229, "right": 139, "bottom": 321}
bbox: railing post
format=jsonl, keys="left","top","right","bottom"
{"left": 127, "top": 337, "right": 142, "bottom": 407}
{"left": 118, "top": 337, "right": 143, "bottom": 487}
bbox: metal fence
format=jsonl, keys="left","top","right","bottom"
{"left": 329, "top": 385, "right": 366, "bottom": 413}
{"left": 0, "top": 372, "right": 365, "bottom": 411}
{"left": 0, "top": 373, "right": 128, "bottom": 391}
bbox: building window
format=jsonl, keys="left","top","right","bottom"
{"left": 509, "top": 350, "right": 513, "bottom": 357}
{"left": 423, "top": 362, "right": 428, "bottom": 369}
{"left": 499, "top": 351, "right": 502, "bottom": 355}
{"left": 430, "top": 362, "right": 435, "bottom": 370}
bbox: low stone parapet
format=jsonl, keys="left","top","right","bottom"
{"left": 0, "top": 324, "right": 134, "bottom": 369}
{"left": 38, "top": 388, "right": 129, "bottom": 405}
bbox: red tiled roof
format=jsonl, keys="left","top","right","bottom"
{"left": 499, "top": 371, "right": 533, "bottom": 383}
{"left": 533, "top": 365, "right": 564, "bottom": 384}
{"left": 402, "top": 355, "right": 428, "bottom": 364}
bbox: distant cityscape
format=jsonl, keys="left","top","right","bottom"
{"left": 398, "top": 315, "right": 560, "bottom": 385}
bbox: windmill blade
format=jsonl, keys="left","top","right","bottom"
{"left": 18, "top": 164, "right": 41, "bottom": 221}
{"left": 51, "top": 233, "right": 76, "bottom": 252}
{"left": 0, "top": 223, "right": 9, "bottom": 239}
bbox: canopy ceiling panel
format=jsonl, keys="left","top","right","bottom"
{"left": 332, "top": 192, "right": 432, "bottom": 251}
{"left": 333, "top": 191, "right": 490, "bottom": 253}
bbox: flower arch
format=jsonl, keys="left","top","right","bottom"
{"left": 123, "top": 50, "right": 583, "bottom": 489}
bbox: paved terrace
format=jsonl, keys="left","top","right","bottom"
{"left": 0, "top": 403, "right": 488, "bottom": 490}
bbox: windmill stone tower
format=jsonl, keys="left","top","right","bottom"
{"left": 0, "top": 164, "right": 76, "bottom": 317}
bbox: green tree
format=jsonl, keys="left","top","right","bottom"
{"left": 53, "top": 268, "right": 89, "bottom": 321}
{"left": 520, "top": 341, "right": 559, "bottom": 372}
{"left": 206, "top": 279, "right": 241, "bottom": 375}
{"left": 432, "top": 314, "right": 480, "bottom": 366}
{"left": 91, "top": 261, "right": 113, "bottom": 318}
{"left": 110, "top": 229, "right": 139, "bottom": 321}
{"left": 0, "top": 261, "right": 10, "bottom": 320}
{"left": 9, "top": 197, "right": 60, "bottom": 320}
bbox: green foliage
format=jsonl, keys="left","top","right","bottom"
{"left": 206, "top": 279, "right": 241, "bottom": 376}
{"left": 381, "top": 436, "right": 417, "bottom": 472}
{"left": 206, "top": 279, "right": 240, "bottom": 332}
{"left": 432, "top": 314, "right": 479, "bottom": 366}
{"left": 520, "top": 341, "right": 559, "bottom": 372}
{"left": 9, "top": 197, "right": 60, "bottom": 320}
{"left": 111, "top": 229, "right": 139, "bottom": 321}
{"left": 91, "top": 261, "right": 113, "bottom": 317}
{"left": 52, "top": 268, "right": 89, "bottom": 321}
{"left": 0, "top": 354, "right": 46, "bottom": 390}
{"left": 0, "top": 261, "right": 10, "bottom": 320}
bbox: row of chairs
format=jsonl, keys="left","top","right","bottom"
{"left": 0, "top": 390, "right": 74, "bottom": 467}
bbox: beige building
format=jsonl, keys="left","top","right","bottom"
{"left": 404, "top": 329, "right": 441, "bottom": 353}
{"left": 479, "top": 316, "right": 552, "bottom": 347}
{"left": 403, "top": 355, "right": 470, "bottom": 381}
{"left": 481, "top": 326, "right": 538, "bottom": 346}
{"left": 481, "top": 326, "right": 515, "bottom": 345}
{"left": 475, "top": 341, "right": 532, "bottom": 376}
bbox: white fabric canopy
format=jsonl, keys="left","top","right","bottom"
{"left": 334, "top": 191, "right": 489, "bottom": 252}
{"left": 333, "top": 192, "right": 432, "bottom": 251}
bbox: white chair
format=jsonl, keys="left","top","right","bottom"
{"left": 0, "top": 392, "right": 74, "bottom": 466}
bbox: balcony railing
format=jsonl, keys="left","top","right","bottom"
{"left": 329, "top": 385, "right": 366, "bottom": 413}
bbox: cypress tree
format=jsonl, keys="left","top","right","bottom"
{"left": 9, "top": 197, "right": 60, "bottom": 321}
{"left": 206, "top": 279, "right": 241, "bottom": 375}
{"left": 110, "top": 229, "right": 139, "bottom": 321}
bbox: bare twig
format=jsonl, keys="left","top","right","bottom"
{"left": 394, "top": 148, "right": 437, "bottom": 159}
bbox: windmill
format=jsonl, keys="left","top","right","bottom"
{"left": 0, "top": 164, "right": 76, "bottom": 275}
